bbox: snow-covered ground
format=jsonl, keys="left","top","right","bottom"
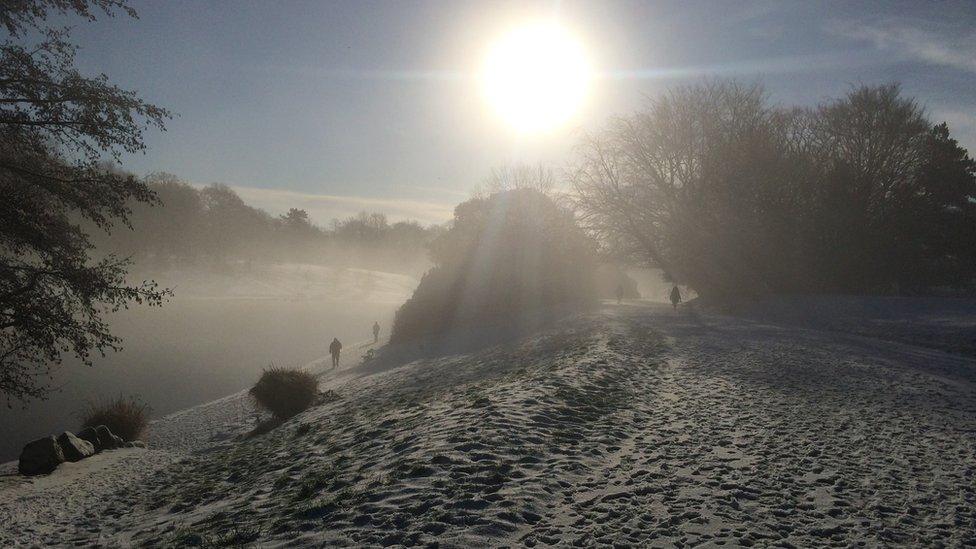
{"left": 2, "top": 300, "right": 975, "bottom": 547}
{"left": 727, "top": 295, "right": 976, "bottom": 358}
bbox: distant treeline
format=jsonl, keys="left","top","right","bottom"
{"left": 90, "top": 173, "right": 443, "bottom": 275}
{"left": 575, "top": 83, "right": 976, "bottom": 297}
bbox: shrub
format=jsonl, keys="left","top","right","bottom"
{"left": 80, "top": 395, "right": 151, "bottom": 441}
{"left": 249, "top": 366, "right": 318, "bottom": 419}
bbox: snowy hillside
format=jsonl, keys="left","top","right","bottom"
{"left": 2, "top": 302, "right": 975, "bottom": 546}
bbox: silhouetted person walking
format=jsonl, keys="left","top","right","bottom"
{"left": 616, "top": 284, "right": 624, "bottom": 304}
{"left": 329, "top": 337, "right": 342, "bottom": 369}
{"left": 670, "top": 285, "right": 682, "bottom": 310}
{"left": 372, "top": 321, "right": 380, "bottom": 343}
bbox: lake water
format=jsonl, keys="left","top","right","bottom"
{"left": 0, "top": 297, "right": 400, "bottom": 461}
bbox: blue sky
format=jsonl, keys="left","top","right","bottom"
{"left": 63, "top": 0, "right": 976, "bottom": 224}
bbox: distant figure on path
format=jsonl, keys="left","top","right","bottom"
{"left": 329, "top": 337, "right": 342, "bottom": 369}
{"left": 616, "top": 284, "right": 624, "bottom": 304}
{"left": 373, "top": 321, "right": 380, "bottom": 343}
{"left": 670, "top": 285, "right": 682, "bottom": 310}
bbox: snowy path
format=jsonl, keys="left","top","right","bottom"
{"left": 2, "top": 303, "right": 975, "bottom": 546}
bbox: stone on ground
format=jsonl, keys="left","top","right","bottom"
{"left": 78, "top": 425, "right": 121, "bottom": 451}
{"left": 18, "top": 436, "right": 65, "bottom": 476}
{"left": 56, "top": 432, "right": 95, "bottom": 462}
{"left": 95, "top": 425, "right": 121, "bottom": 450}
{"left": 78, "top": 427, "right": 105, "bottom": 452}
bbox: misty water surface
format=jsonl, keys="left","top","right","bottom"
{"left": 0, "top": 297, "right": 398, "bottom": 461}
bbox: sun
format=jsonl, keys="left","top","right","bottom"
{"left": 481, "top": 22, "right": 591, "bottom": 133}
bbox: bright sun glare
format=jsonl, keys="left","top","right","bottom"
{"left": 482, "top": 22, "right": 591, "bottom": 133}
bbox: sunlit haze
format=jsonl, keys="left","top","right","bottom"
{"left": 481, "top": 22, "right": 591, "bottom": 133}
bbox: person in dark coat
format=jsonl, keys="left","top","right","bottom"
{"left": 329, "top": 337, "right": 342, "bottom": 369}
{"left": 670, "top": 285, "right": 682, "bottom": 310}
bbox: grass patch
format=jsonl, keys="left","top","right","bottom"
{"left": 166, "top": 523, "right": 260, "bottom": 548}
{"left": 294, "top": 487, "right": 363, "bottom": 520}
{"left": 167, "top": 526, "right": 207, "bottom": 547}
{"left": 80, "top": 394, "right": 150, "bottom": 441}
{"left": 293, "top": 464, "right": 340, "bottom": 501}
{"left": 208, "top": 524, "right": 261, "bottom": 547}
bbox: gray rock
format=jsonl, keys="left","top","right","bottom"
{"left": 77, "top": 426, "right": 103, "bottom": 452}
{"left": 94, "top": 425, "right": 119, "bottom": 449}
{"left": 78, "top": 425, "right": 122, "bottom": 451}
{"left": 18, "top": 436, "right": 65, "bottom": 475}
{"left": 124, "top": 440, "right": 147, "bottom": 448}
{"left": 57, "top": 432, "right": 95, "bottom": 462}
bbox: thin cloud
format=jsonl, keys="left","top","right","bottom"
{"left": 598, "top": 50, "right": 877, "bottom": 81}
{"left": 830, "top": 19, "right": 976, "bottom": 74}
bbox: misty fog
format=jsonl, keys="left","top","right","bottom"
{"left": 0, "top": 264, "right": 416, "bottom": 461}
